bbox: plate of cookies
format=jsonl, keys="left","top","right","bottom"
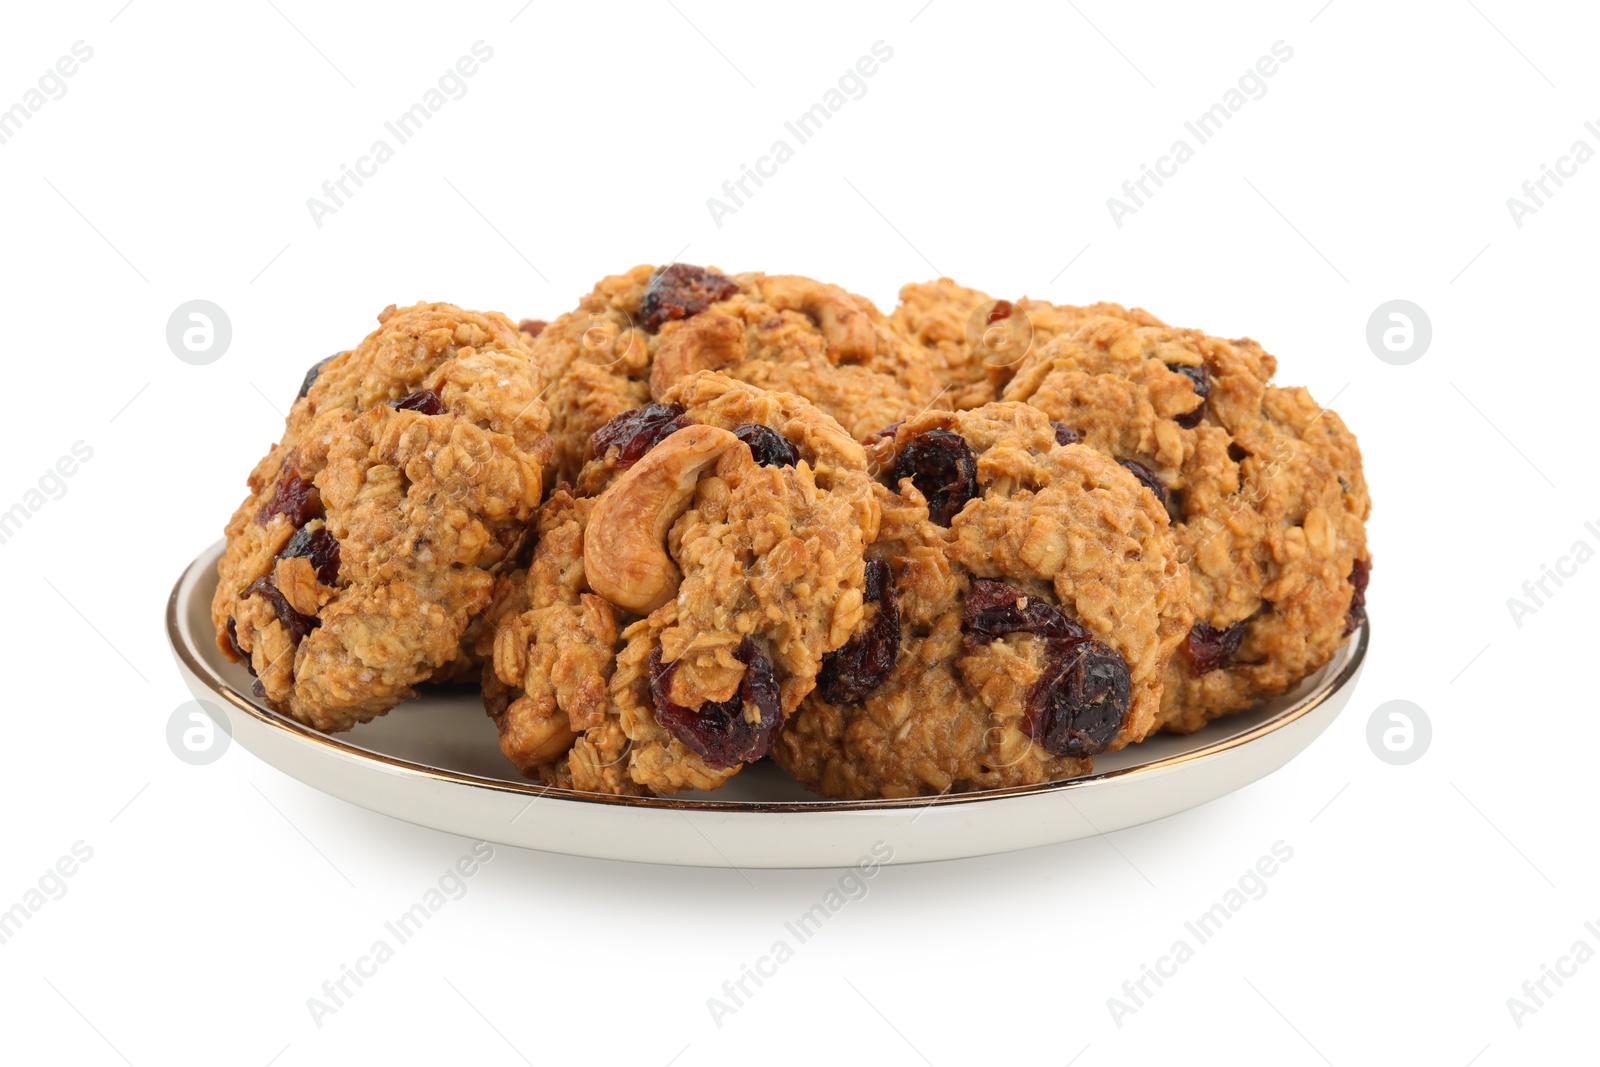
{"left": 168, "top": 265, "right": 1371, "bottom": 867}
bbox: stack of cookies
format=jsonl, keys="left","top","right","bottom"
{"left": 212, "top": 265, "right": 1369, "bottom": 800}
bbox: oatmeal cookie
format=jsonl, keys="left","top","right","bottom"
{"left": 212, "top": 302, "right": 552, "bottom": 732}
{"left": 888, "top": 278, "right": 1164, "bottom": 410}
{"left": 530, "top": 264, "right": 940, "bottom": 484}
{"left": 772, "top": 402, "right": 1191, "bottom": 800}
{"left": 1002, "top": 316, "right": 1369, "bottom": 730}
{"left": 486, "top": 372, "right": 880, "bottom": 794}
{"left": 481, "top": 491, "right": 622, "bottom": 789}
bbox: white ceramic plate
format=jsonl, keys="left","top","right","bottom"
{"left": 169, "top": 541, "right": 1367, "bottom": 868}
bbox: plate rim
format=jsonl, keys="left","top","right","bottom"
{"left": 170, "top": 540, "right": 1368, "bottom": 815}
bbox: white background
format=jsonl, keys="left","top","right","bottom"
{"left": 1, "top": 1, "right": 1596, "bottom": 1063}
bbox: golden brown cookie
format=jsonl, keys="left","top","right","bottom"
{"left": 772, "top": 402, "right": 1191, "bottom": 800}
{"left": 529, "top": 264, "right": 940, "bottom": 484}
{"left": 212, "top": 302, "right": 551, "bottom": 732}
{"left": 888, "top": 278, "right": 1164, "bottom": 410}
{"left": 481, "top": 491, "right": 623, "bottom": 790}
{"left": 485, "top": 372, "right": 880, "bottom": 794}
{"left": 1002, "top": 316, "right": 1369, "bottom": 730}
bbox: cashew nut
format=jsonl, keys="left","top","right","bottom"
{"left": 500, "top": 695, "right": 579, "bottom": 768}
{"left": 649, "top": 310, "right": 746, "bottom": 399}
{"left": 584, "top": 424, "right": 742, "bottom": 614}
{"left": 759, "top": 275, "right": 876, "bottom": 362}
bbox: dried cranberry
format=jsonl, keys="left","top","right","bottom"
{"left": 256, "top": 471, "right": 321, "bottom": 527}
{"left": 387, "top": 389, "right": 445, "bottom": 415}
{"left": 224, "top": 616, "right": 257, "bottom": 676}
{"left": 244, "top": 576, "right": 318, "bottom": 641}
{"left": 297, "top": 354, "right": 339, "bottom": 400}
{"left": 893, "top": 429, "right": 978, "bottom": 526}
{"left": 1050, "top": 421, "right": 1081, "bottom": 446}
{"left": 961, "top": 581, "right": 1126, "bottom": 757}
{"left": 279, "top": 525, "right": 341, "bottom": 586}
{"left": 1344, "top": 558, "right": 1370, "bottom": 635}
{"left": 1185, "top": 619, "right": 1246, "bottom": 675}
{"left": 1117, "top": 458, "right": 1169, "bottom": 510}
{"left": 639, "top": 263, "right": 740, "bottom": 333}
{"left": 1024, "top": 639, "right": 1131, "bottom": 758}
{"left": 1168, "top": 363, "right": 1211, "bottom": 429}
{"left": 649, "top": 638, "right": 783, "bottom": 769}
{"left": 818, "top": 558, "right": 901, "bottom": 703}
{"left": 863, "top": 421, "right": 904, "bottom": 449}
{"left": 589, "top": 403, "right": 689, "bottom": 468}
{"left": 732, "top": 424, "right": 799, "bottom": 468}
{"left": 962, "top": 580, "right": 1089, "bottom": 652}
{"left": 987, "top": 299, "right": 1014, "bottom": 324}
{"left": 518, "top": 318, "right": 547, "bottom": 337}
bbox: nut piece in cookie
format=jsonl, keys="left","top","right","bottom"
{"left": 485, "top": 372, "right": 881, "bottom": 795}
{"left": 773, "top": 402, "right": 1192, "bottom": 800}
{"left": 1003, "top": 316, "right": 1370, "bottom": 730}
{"left": 213, "top": 301, "right": 552, "bottom": 732}
{"left": 525, "top": 264, "right": 941, "bottom": 485}
{"left": 482, "top": 491, "right": 618, "bottom": 789}
{"left": 888, "top": 278, "right": 1164, "bottom": 410}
